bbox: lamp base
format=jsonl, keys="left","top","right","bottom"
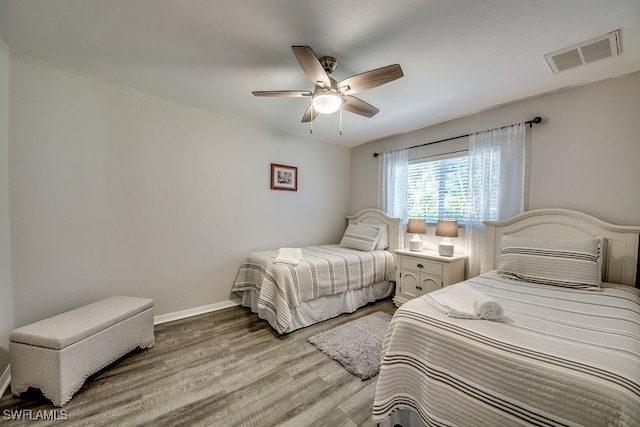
{"left": 438, "top": 242, "right": 454, "bottom": 257}
{"left": 409, "top": 239, "right": 423, "bottom": 252}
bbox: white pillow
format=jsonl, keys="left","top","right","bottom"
{"left": 497, "top": 236, "right": 602, "bottom": 289}
{"left": 340, "top": 224, "right": 381, "bottom": 252}
{"left": 356, "top": 222, "right": 389, "bottom": 250}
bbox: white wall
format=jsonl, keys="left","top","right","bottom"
{"left": 351, "top": 71, "right": 640, "bottom": 230}
{"left": 0, "top": 38, "right": 13, "bottom": 375}
{"left": 9, "top": 55, "right": 351, "bottom": 327}
{"left": 7, "top": 54, "right": 639, "bottom": 331}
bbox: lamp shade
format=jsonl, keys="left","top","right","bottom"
{"left": 407, "top": 218, "right": 427, "bottom": 234}
{"left": 435, "top": 220, "right": 458, "bottom": 237}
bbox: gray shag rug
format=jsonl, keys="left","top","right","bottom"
{"left": 308, "top": 311, "right": 392, "bottom": 380}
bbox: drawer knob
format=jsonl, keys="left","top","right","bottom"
{"left": 416, "top": 286, "right": 423, "bottom": 290}
{"left": 417, "top": 263, "right": 424, "bottom": 268}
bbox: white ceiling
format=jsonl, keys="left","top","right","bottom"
{"left": 1, "top": 0, "right": 639, "bottom": 148}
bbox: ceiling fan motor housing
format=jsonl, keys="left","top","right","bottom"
{"left": 318, "top": 56, "right": 338, "bottom": 74}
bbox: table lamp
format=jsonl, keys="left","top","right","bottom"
{"left": 435, "top": 220, "right": 458, "bottom": 256}
{"left": 407, "top": 218, "right": 427, "bottom": 252}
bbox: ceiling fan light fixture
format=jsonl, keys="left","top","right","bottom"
{"left": 312, "top": 91, "right": 342, "bottom": 114}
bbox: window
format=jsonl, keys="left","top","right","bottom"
{"left": 407, "top": 154, "right": 469, "bottom": 223}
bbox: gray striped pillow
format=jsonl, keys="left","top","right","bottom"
{"left": 339, "top": 224, "right": 381, "bottom": 252}
{"left": 497, "top": 236, "right": 602, "bottom": 289}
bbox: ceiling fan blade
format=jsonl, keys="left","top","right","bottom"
{"left": 252, "top": 90, "right": 312, "bottom": 97}
{"left": 342, "top": 95, "right": 379, "bottom": 118}
{"left": 301, "top": 105, "right": 320, "bottom": 123}
{"left": 338, "top": 64, "right": 404, "bottom": 95}
{"left": 292, "top": 45, "right": 332, "bottom": 88}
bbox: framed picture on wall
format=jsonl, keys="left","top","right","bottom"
{"left": 270, "top": 163, "right": 298, "bottom": 191}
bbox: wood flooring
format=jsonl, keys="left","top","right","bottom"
{"left": 1, "top": 299, "right": 396, "bottom": 427}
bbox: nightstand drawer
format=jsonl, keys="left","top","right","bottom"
{"left": 400, "top": 257, "right": 443, "bottom": 275}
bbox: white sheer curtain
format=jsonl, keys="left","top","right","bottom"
{"left": 466, "top": 123, "right": 525, "bottom": 277}
{"left": 378, "top": 148, "right": 409, "bottom": 224}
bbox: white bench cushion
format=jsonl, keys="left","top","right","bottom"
{"left": 10, "top": 296, "right": 153, "bottom": 350}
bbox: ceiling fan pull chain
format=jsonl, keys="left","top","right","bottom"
{"left": 310, "top": 103, "right": 313, "bottom": 134}
{"left": 339, "top": 104, "right": 343, "bottom": 135}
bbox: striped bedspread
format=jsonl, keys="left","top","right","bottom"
{"left": 373, "top": 271, "right": 640, "bottom": 426}
{"left": 232, "top": 244, "right": 394, "bottom": 333}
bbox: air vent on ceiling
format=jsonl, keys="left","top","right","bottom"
{"left": 544, "top": 30, "right": 621, "bottom": 74}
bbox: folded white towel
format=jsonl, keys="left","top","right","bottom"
{"left": 274, "top": 247, "right": 303, "bottom": 266}
{"left": 428, "top": 282, "right": 503, "bottom": 320}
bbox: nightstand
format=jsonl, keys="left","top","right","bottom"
{"left": 393, "top": 249, "right": 467, "bottom": 306}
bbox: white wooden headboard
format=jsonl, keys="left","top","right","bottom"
{"left": 346, "top": 208, "right": 402, "bottom": 255}
{"left": 484, "top": 209, "right": 640, "bottom": 286}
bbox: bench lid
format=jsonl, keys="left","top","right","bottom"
{"left": 10, "top": 296, "right": 154, "bottom": 350}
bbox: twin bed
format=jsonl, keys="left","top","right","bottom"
{"left": 232, "top": 207, "right": 639, "bottom": 425}
{"left": 231, "top": 208, "right": 402, "bottom": 334}
{"left": 373, "top": 209, "right": 640, "bottom": 427}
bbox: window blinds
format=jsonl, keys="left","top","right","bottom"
{"left": 407, "top": 155, "right": 469, "bottom": 222}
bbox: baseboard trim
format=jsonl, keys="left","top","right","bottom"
{"left": 154, "top": 299, "right": 241, "bottom": 325}
{"left": 1, "top": 365, "right": 10, "bottom": 397}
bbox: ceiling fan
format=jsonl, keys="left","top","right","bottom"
{"left": 252, "top": 46, "right": 404, "bottom": 126}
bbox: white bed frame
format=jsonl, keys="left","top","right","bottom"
{"left": 346, "top": 208, "right": 403, "bottom": 257}
{"left": 484, "top": 208, "right": 640, "bottom": 286}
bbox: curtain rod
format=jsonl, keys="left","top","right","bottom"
{"left": 372, "top": 116, "right": 542, "bottom": 158}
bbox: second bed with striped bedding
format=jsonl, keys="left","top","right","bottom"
{"left": 232, "top": 244, "right": 394, "bottom": 334}
{"left": 373, "top": 271, "right": 640, "bottom": 426}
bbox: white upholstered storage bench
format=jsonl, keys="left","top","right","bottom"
{"left": 9, "top": 296, "right": 155, "bottom": 406}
